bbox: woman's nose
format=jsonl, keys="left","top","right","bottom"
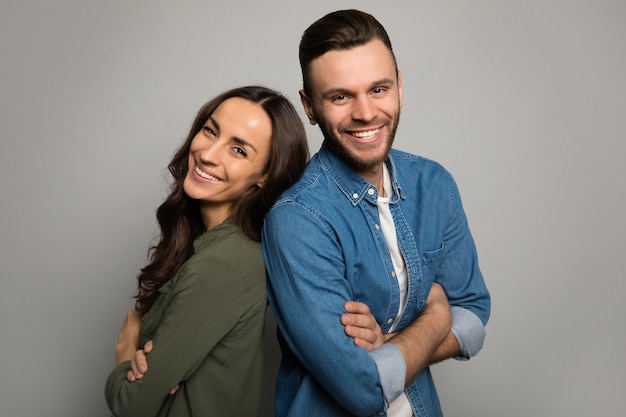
{"left": 198, "top": 141, "right": 224, "bottom": 164}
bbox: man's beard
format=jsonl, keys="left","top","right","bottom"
{"left": 315, "top": 110, "right": 401, "bottom": 171}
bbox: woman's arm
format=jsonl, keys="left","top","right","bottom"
{"left": 114, "top": 309, "right": 141, "bottom": 366}
{"left": 105, "top": 257, "right": 246, "bottom": 417}
{"left": 125, "top": 341, "right": 180, "bottom": 394}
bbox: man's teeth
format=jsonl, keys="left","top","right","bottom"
{"left": 195, "top": 166, "right": 221, "bottom": 181}
{"left": 351, "top": 129, "right": 379, "bottom": 139}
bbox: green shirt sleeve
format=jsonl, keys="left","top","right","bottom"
{"left": 105, "top": 253, "right": 246, "bottom": 417}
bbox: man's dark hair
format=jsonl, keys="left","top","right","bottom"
{"left": 299, "top": 9, "right": 397, "bottom": 95}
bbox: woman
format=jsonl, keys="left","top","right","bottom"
{"left": 105, "top": 86, "right": 309, "bottom": 417}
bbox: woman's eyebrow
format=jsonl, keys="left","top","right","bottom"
{"left": 209, "top": 116, "right": 257, "bottom": 153}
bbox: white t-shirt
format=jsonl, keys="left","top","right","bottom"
{"left": 377, "top": 164, "right": 413, "bottom": 417}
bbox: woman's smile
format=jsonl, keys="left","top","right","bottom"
{"left": 193, "top": 165, "right": 223, "bottom": 182}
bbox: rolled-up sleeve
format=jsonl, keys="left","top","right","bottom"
{"left": 369, "top": 343, "right": 406, "bottom": 407}
{"left": 451, "top": 306, "right": 486, "bottom": 360}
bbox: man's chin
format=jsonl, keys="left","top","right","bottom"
{"left": 338, "top": 149, "right": 388, "bottom": 171}
{"left": 321, "top": 127, "right": 391, "bottom": 167}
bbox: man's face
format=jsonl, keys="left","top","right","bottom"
{"left": 301, "top": 39, "right": 403, "bottom": 175}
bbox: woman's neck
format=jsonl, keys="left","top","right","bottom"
{"left": 200, "top": 202, "right": 231, "bottom": 231}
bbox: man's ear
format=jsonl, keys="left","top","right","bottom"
{"left": 397, "top": 70, "right": 403, "bottom": 108}
{"left": 299, "top": 89, "right": 317, "bottom": 125}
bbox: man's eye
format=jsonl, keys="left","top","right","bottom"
{"left": 332, "top": 95, "right": 347, "bottom": 102}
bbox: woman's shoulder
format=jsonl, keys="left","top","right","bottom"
{"left": 173, "top": 225, "right": 265, "bottom": 296}
{"left": 207, "top": 225, "right": 262, "bottom": 262}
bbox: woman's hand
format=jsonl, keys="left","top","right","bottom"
{"left": 126, "top": 340, "right": 151, "bottom": 382}
{"left": 125, "top": 340, "right": 180, "bottom": 395}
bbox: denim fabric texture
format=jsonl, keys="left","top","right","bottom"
{"left": 262, "top": 142, "right": 491, "bottom": 417}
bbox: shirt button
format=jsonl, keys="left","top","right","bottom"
{"left": 368, "top": 188, "right": 375, "bottom": 195}
{"left": 352, "top": 193, "right": 359, "bottom": 199}
{"left": 374, "top": 224, "right": 380, "bottom": 230}
{"left": 391, "top": 271, "right": 396, "bottom": 278}
{"left": 386, "top": 317, "right": 394, "bottom": 325}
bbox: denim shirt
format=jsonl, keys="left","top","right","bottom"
{"left": 262, "top": 143, "right": 491, "bottom": 417}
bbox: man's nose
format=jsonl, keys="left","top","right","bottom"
{"left": 351, "top": 96, "right": 376, "bottom": 122}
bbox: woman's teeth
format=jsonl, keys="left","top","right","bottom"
{"left": 195, "top": 166, "right": 221, "bottom": 181}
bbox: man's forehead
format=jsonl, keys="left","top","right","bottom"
{"left": 308, "top": 40, "right": 397, "bottom": 93}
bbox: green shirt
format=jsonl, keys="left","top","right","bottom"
{"left": 105, "top": 220, "right": 267, "bottom": 417}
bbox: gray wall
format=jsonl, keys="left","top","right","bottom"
{"left": 1, "top": 1, "right": 624, "bottom": 416}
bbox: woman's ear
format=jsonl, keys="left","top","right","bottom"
{"left": 256, "top": 174, "right": 268, "bottom": 188}
{"left": 299, "top": 89, "right": 317, "bottom": 125}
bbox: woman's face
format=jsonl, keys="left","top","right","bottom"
{"left": 183, "top": 97, "right": 272, "bottom": 227}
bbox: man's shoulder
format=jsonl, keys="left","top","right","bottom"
{"left": 274, "top": 153, "right": 327, "bottom": 202}
{"left": 389, "top": 148, "right": 450, "bottom": 176}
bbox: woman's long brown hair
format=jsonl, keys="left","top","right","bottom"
{"left": 134, "top": 86, "right": 309, "bottom": 315}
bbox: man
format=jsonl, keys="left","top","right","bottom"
{"left": 262, "top": 9, "right": 491, "bottom": 417}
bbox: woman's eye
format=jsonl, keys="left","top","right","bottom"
{"left": 203, "top": 126, "right": 216, "bottom": 137}
{"left": 233, "top": 147, "right": 248, "bottom": 157}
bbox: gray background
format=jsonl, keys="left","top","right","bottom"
{"left": 1, "top": 1, "right": 624, "bottom": 416}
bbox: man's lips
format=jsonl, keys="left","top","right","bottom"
{"left": 351, "top": 128, "right": 380, "bottom": 139}
{"left": 346, "top": 127, "right": 382, "bottom": 143}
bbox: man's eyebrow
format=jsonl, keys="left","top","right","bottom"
{"left": 320, "top": 78, "right": 396, "bottom": 98}
{"left": 320, "top": 87, "right": 350, "bottom": 98}
{"left": 208, "top": 116, "right": 258, "bottom": 153}
{"left": 369, "top": 77, "right": 396, "bottom": 88}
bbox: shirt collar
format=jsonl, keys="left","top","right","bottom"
{"left": 318, "top": 141, "right": 403, "bottom": 206}
{"left": 193, "top": 218, "right": 238, "bottom": 252}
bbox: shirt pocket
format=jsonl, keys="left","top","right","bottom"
{"left": 421, "top": 243, "right": 444, "bottom": 281}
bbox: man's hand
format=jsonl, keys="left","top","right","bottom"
{"left": 342, "top": 283, "right": 458, "bottom": 367}
{"left": 341, "top": 301, "right": 388, "bottom": 352}
{"left": 115, "top": 309, "right": 141, "bottom": 366}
